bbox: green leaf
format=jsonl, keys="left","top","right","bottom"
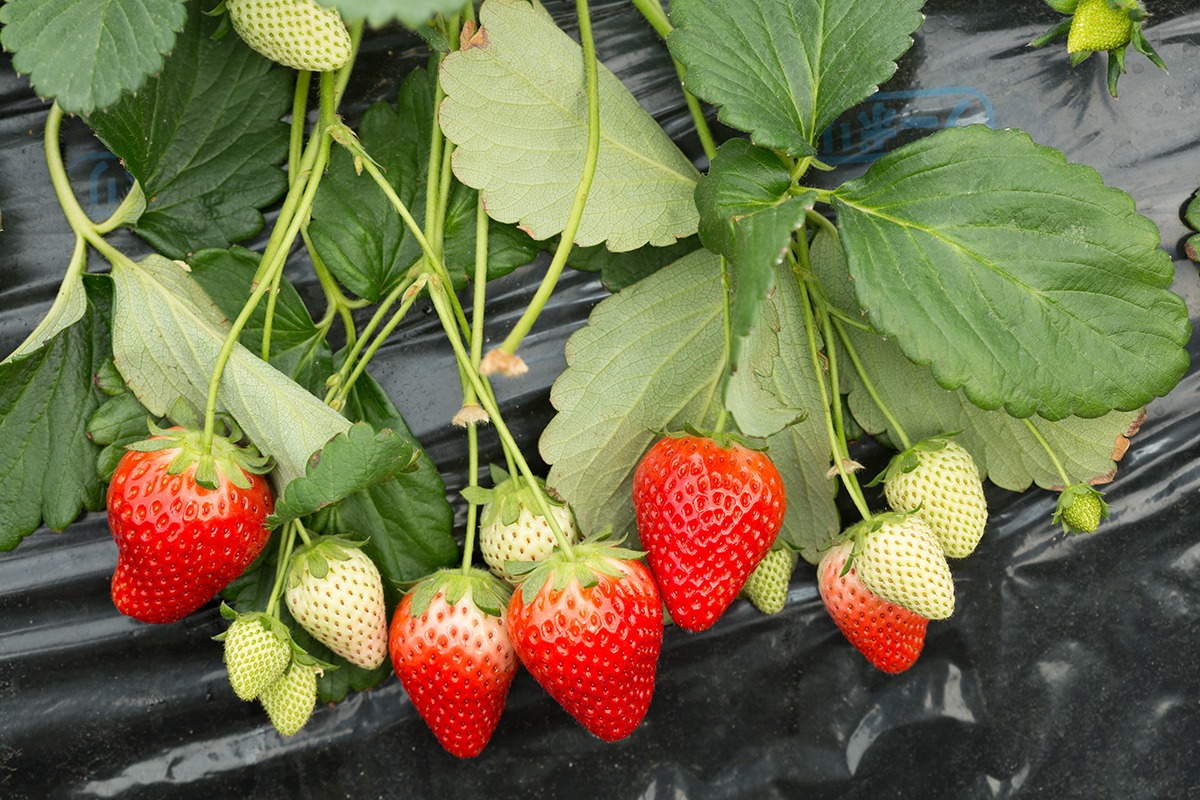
{"left": 725, "top": 269, "right": 839, "bottom": 563}
{"left": 109, "top": 254, "right": 351, "bottom": 488}
{"left": 189, "top": 247, "right": 333, "bottom": 395}
{"left": 668, "top": 0, "right": 925, "bottom": 157}
{"left": 811, "top": 230, "right": 1143, "bottom": 492}
{"left": 831, "top": 125, "right": 1190, "bottom": 421}
{"left": 310, "top": 67, "right": 538, "bottom": 301}
{"left": 3, "top": 264, "right": 86, "bottom": 363}
{"left": 267, "top": 422, "right": 420, "bottom": 528}
{"left": 0, "top": 0, "right": 188, "bottom": 114}
{"left": 568, "top": 236, "right": 702, "bottom": 292}
{"left": 541, "top": 250, "right": 725, "bottom": 538}
{"left": 84, "top": 3, "right": 290, "bottom": 258}
{"left": 1184, "top": 192, "right": 1200, "bottom": 263}
{"left": 439, "top": 0, "right": 700, "bottom": 252}
{"left": 0, "top": 276, "right": 112, "bottom": 549}
{"left": 318, "top": 0, "right": 467, "bottom": 28}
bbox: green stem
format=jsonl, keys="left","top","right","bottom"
{"left": 712, "top": 255, "right": 732, "bottom": 435}
{"left": 805, "top": 208, "right": 838, "bottom": 242}
{"left": 266, "top": 521, "right": 300, "bottom": 618}
{"left": 1023, "top": 417, "right": 1073, "bottom": 487}
{"left": 331, "top": 277, "right": 426, "bottom": 410}
{"left": 461, "top": 198, "right": 492, "bottom": 575}
{"left": 496, "top": 0, "right": 602, "bottom": 357}
{"left": 302, "top": 226, "right": 364, "bottom": 347}
{"left": 829, "top": 316, "right": 912, "bottom": 451}
{"left": 818, "top": 306, "right": 850, "bottom": 456}
{"left": 289, "top": 71, "right": 313, "bottom": 184}
{"left": 324, "top": 271, "right": 417, "bottom": 404}
{"left": 427, "top": 279, "right": 576, "bottom": 557}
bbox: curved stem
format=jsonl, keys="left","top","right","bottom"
{"left": 324, "top": 271, "right": 417, "bottom": 405}
{"left": 805, "top": 208, "right": 837, "bottom": 241}
{"left": 330, "top": 277, "right": 425, "bottom": 410}
{"left": 496, "top": 0, "right": 602, "bottom": 357}
{"left": 829, "top": 316, "right": 912, "bottom": 451}
{"left": 1023, "top": 417, "right": 1073, "bottom": 487}
{"left": 712, "top": 255, "right": 732, "bottom": 435}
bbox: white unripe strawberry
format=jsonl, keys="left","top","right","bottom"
{"left": 742, "top": 547, "right": 798, "bottom": 615}
{"left": 259, "top": 661, "right": 318, "bottom": 736}
{"left": 852, "top": 513, "right": 955, "bottom": 621}
{"left": 882, "top": 438, "right": 988, "bottom": 558}
{"left": 285, "top": 537, "right": 388, "bottom": 669}
{"left": 226, "top": 0, "right": 352, "bottom": 72}
{"left": 218, "top": 609, "right": 292, "bottom": 701}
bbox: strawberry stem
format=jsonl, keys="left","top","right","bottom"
{"left": 288, "top": 71, "right": 313, "bottom": 186}
{"left": 493, "top": 0, "right": 602, "bottom": 361}
{"left": 461, "top": 197, "right": 491, "bottom": 575}
{"left": 713, "top": 255, "right": 733, "bottom": 436}
{"left": 1022, "top": 417, "right": 1074, "bottom": 488}
{"left": 266, "top": 520, "right": 301, "bottom": 618}
{"left": 829, "top": 316, "right": 913, "bottom": 451}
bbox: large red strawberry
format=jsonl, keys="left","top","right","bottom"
{"left": 106, "top": 424, "right": 273, "bottom": 624}
{"left": 818, "top": 541, "right": 928, "bottom": 674}
{"left": 506, "top": 536, "right": 663, "bottom": 741}
{"left": 632, "top": 431, "right": 786, "bottom": 631}
{"left": 389, "top": 570, "right": 517, "bottom": 758}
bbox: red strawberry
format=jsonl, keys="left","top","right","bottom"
{"left": 506, "top": 537, "right": 663, "bottom": 741}
{"left": 632, "top": 431, "right": 786, "bottom": 631}
{"left": 389, "top": 570, "right": 518, "bottom": 758}
{"left": 818, "top": 541, "right": 928, "bottom": 674}
{"left": 106, "top": 424, "right": 273, "bottom": 624}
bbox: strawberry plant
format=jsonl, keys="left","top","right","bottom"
{"left": 0, "top": 0, "right": 1191, "bottom": 762}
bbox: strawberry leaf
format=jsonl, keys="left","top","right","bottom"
{"left": 668, "top": 0, "right": 924, "bottom": 157}
{"left": 832, "top": 126, "right": 1190, "bottom": 420}
{"left": 812, "top": 230, "right": 1144, "bottom": 492}
{"left": 0, "top": 0, "right": 187, "bottom": 114}
{"left": 541, "top": 250, "right": 726, "bottom": 539}
{"left": 267, "top": 423, "right": 420, "bottom": 529}
{"left": 438, "top": 0, "right": 700, "bottom": 251}
{"left": 568, "top": 236, "right": 702, "bottom": 292}
{"left": 109, "top": 254, "right": 351, "bottom": 489}
{"left": 318, "top": 0, "right": 467, "bottom": 28}
{"left": 310, "top": 67, "right": 537, "bottom": 302}
{"left": 0, "top": 276, "right": 112, "bottom": 549}
{"left": 84, "top": 3, "right": 290, "bottom": 259}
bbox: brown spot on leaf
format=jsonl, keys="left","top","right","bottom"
{"left": 461, "top": 20, "right": 488, "bottom": 51}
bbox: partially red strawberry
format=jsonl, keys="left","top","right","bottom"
{"left": 389, "top": 570, "right": 517, "bottom": 758}
{"left": 818, "top": 541, "right": 928, "bottom": 674}
{"left": 632, "top": 431, "right": 786, "bottom": 632}
{"left": 506, "top": 536, "right": 663, "bottom": 741}
{"left": 106, "top": 424, "right": 273, "bottom": 624}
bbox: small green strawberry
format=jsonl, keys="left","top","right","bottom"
{"left": 879, "top": 437, "right": 988, "bottom": 559}
{"left": 1053, "top": 483, "right": 1110, "bottom": 534}
{"left": 215, "top": 606, "right": 292, "bottom": 701}
{"left": 742, "top": 547, "right": 798, "bottom": 615}
{"left": 463, "top": 467, "right": 581, "bottom": 584}
{"left": 259, "top": 661, "right": 319, "bottom": 737}
{"left": 225, "top": 0, "right": 352, "bottom": 72}
{"left": 1030, "top": 0, "right": 1165, "bottom": 97}
{"left": 850, "top": 512, "right": 955, "bottom": 621}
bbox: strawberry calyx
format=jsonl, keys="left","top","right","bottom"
{"left": 405, "top": 568, "right": 514, "bottom": 619}
{"left": 460, "top": 465, "right": 567, "bottom": 529}
{"left": 124, "top": 417, "right": 272, "bottom": 491}
{"left": 215, "top": 603, "right": 335, "bottom": 674}
{"left": 869, "top": 434, "right": 958, "bottom": 486}
{"left": 1052, "top": 483, "right": 1110, "bottom": 535}
{"left": 508, "top": 530, "right": 645, "bottom": 605}
{"left": 286, "top": 534, "right": 369, "bottom": 589}
{"left": 656, "top": 423, "right": 769, "bottom": 453}
{"left": 834, "top": 510, "right": 913, "bottom": 574}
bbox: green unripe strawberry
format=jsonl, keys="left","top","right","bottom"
{"left": 259, "top": 661, "right": 318, "bottom": 737}
{"left": 742, "top": 548, "right": 798, "bottom": 615}
{"left": 226, "top": 0, "right": 352, "bottom": 72}
{"left": 1068, "top": 0, "right": 1135, "bottom": 53}
{"left": 1053, "top": 483, "right": 1110, "bottom": 534}
{"left": 881, "top": 438, "right": 988, "bottom": 559}
{"left": 851, "top": 513, "right": 955, "bottom": 621}
{"left": 217, "top": 608, "right": 292, "bottom": 701}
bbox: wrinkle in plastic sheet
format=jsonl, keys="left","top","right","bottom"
{"left": 2, "top": 1, "right": 1200, "bottom": 798}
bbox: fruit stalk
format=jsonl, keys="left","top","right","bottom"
{"left": 830, "top": 316, "right": 913, "bottom": 450}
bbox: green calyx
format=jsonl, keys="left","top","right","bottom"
{"left": 405, "top": 568, "right": 514, "bottom": 618}
{"left": 661, "top": 423, "right": 769, "bottom": 453}
{"left": 460, "top": 465, "right": 565, "bottom": 528}
{"left": 215, "top": 603, "right": 335, "bottom": 674}
{"left": 1052, "top": 483, "right": 1110, "bottom": 535}
{"left": 124, "top": 415, "right": 272, "bottom": 491}
{"left": 286, "top": 534, "right": 368, "bottom": 587}
{"left": 1030, "top": 0, "right": 1164, "bottom": 97}
{"left": 869, "top": 434, "right": 955, "bottom": 486}
{"left": 511, "top": 530, "right": 644, "bottom": 605}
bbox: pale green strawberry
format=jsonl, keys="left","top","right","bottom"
{"left": 216, "top": 608, "right": 292, "bottom": 701}
{"left": 1053, "top": 483, "right": 1110, "bottom": 534}
{"left": 464, "top": 467, "right": 581, "bottom": 584}
{"left": 1068, "top": 0, "right": 1136, "bottom": 53}
{"left": 226, "top": 0, "right": 352, "bottom": 72}
{"left": 851, "top": 513, "right": 955, "bottom": 621}
{"left": 881, "top": 438, "right": 988, "bottom": 559}
{"left": 742, "top": 548, "right": 798, "bottom": 615}
{"left": 259, "top": 661, "right": 318, "bottom": 737}
{"left": 285, "top": 536, "right": 388, "bottom": 669}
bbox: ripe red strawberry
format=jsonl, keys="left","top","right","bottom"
{"left": 818, "top": 541, "right": 928, "bottom": 673}
{"left": 285, "top": 536, "right": 389, "bottom": 670}
{"left": 506, "top": 537, "right": 663, "bottom": 741}
{"left": 632, "top": 431, "right": 786, "bottom": 632}
{"left": 389, "top": 570, "right": 517, "bottom": 758}
{"left": 106, "top": 425, "right": 273, "bottom": 624}
{"left": 852, "top": 513, "right": 955, "bottom": 621}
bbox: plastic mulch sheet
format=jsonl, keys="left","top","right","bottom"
{"left": 1, "top": 2, "right": 1198, "bottom": 797}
